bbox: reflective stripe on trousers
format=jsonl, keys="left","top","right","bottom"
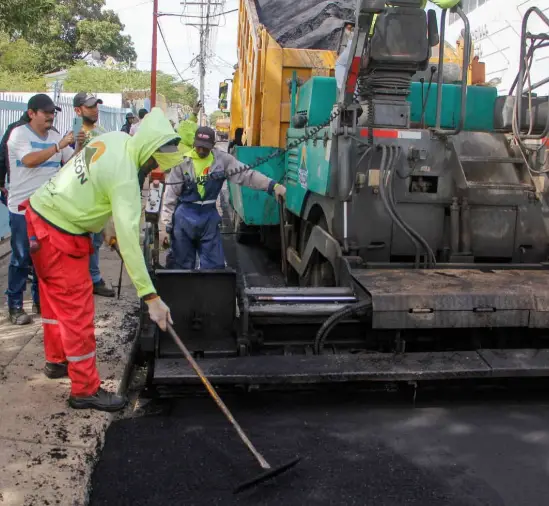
{"left": 67, "top": 351, "right": 96, "bottom": 362}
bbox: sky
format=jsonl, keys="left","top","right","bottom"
{"left": 105, "top": 0, "right": 240, "bottom": 115}
{"left": 105, "top": 1, "right": 443, "bottom": 116}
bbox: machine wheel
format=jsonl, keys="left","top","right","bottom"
{"left": 298, "top": 217, "right": 336, "bottom": 287}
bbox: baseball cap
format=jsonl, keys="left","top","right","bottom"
{"left": 73, "top": 92, "right": 103, "bottom": 107}
{"left": 126, "top": 112, "right": 135, "bottom": 119}
{"left": 27, "top": 94, "right": 61, "bottom": 113}
{"left": 194, "top": 126, "right": 216, "bottom": 149}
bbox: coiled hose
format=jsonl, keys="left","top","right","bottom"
{"left": 313, "top": 299, "right": 373, "bottom": 355}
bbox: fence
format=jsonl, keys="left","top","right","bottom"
{"left": 0, "top": 93, "right": 131, "bottom": 241}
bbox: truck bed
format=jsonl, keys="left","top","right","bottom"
{"left": 254, "top": 0, "right": 354, "bottom": 50}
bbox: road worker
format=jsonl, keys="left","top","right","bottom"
{"left": 23, "top": 108, "right": 178, "bottom": 412}
{"left": 159, "top": 126, "right": 286, "bottom": 270}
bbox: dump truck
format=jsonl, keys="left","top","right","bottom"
{"left": 139, "top": 1, "right": 549, "bottom": 392}
{"left": 215, "top": 117, "right": 231, "bottom": 142}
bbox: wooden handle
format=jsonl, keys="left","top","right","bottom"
{"left": 166, "top": 324, "right": 271, "bottom": 470}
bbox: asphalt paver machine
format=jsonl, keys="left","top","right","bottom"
{"left": 139, "top": 1, "right": 549, "bottom": 392}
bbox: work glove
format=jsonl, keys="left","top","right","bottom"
{"left": 145, "top": 296, "right": 173, "bottom": 331}
{"left": 192, "top": 101, "right": 202, "bottom": 115}
{"left": 102, "top": 217, "right": 117, "bottom": 247}
{"left": 274, "top": 183, "right": 287, "bottom": 202}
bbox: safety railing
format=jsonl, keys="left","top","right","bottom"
{"left": 434, "top": 5, "right": 471, "bottom": 136}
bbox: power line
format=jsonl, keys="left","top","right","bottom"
{"left": 157, "top": 20, "right": 192, "bottom": 82}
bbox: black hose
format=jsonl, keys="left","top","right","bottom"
{"left": 313, "top": 299, "right": 373, "bottom": 355}
{"left": 386, "top": 146, "right": 437, "bottom": 268}
{"left": 378, "top": 145, "right": 423, "bottom": 267}
{"left": 420, "top": 67, "right": 436, "bottom": 129}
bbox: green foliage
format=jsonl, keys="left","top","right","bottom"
{"left": 209, "top": 110, "right": 227, "bottom": 127}
{"left": 0, "top": 0, "right": 55, "bottom": 38}
{"left": 0, "top": 35, "right": 41, "bottom": 73}
{"left": 0, "top": 0, "right": 136, "bottom": 74}
{"left": 63, "top": 64, "right": 199, "bottom": 107}
{"left": 0, "top": 70, "right": 46, "bottom": 92}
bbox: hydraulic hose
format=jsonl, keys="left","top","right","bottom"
{"left": 378, "top": 145, "right": 423, "bottom": 268}
{"left": 385, "top": 146, "right": 437, "bottom": 268}
{"left": 313, "top": 299, "right": 373, "bottom": 355}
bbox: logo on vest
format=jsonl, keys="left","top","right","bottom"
{"left": 196, "top": 166, "right": 211, "bottom": 186}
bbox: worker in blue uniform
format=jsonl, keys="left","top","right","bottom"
{"left": 160, "top": 126, "right": 286, "bottom": 269}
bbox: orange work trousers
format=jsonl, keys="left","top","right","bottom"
{"left": 24, "top": 205, "right": 101, "bottom": 397}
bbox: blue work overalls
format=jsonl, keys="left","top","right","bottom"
{"left": 166, "top": 158, "right": 225, "bottom": 270}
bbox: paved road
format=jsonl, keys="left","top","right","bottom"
{"left": 90, "top": 390, "right": 549, "bottom": 506}
{"left": 90, "top": 170, "right": 549, "bottom": 506}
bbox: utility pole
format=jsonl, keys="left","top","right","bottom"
{"left": 151, "top": 0, "right": 159, "bottom": 108}
{"left": 199, "top": 0, "right": 211, "bottom": 126}
{"left": 183, "top": 0, "right": 220, "bottom": 125}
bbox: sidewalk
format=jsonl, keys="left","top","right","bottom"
{"left": 0, "top": 246, "right": 140, "bottom": 506}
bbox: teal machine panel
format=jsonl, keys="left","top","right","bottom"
{"left": 295, "top": 77, "right": 338, "bottom": 126}
{"left": 229, "top": 146, "right": 285, "bottom": 226}
{"left": 408, "top": 82, "right": 497, "bottom": 131}
{"left": 285, "top": 129, "right": 332, "bottom": 218}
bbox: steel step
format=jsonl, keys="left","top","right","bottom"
{"left": 459, "top": 156, "right": 524, "bottom": 164}
{"left": 153, "top": 349, "right": 549, "bottom": 385}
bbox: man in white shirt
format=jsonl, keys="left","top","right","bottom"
{"left": 129, "top": 108, "right": 148, "bottom": 136}
{"left": 6, "top": 94, "right": 76, "bottom": 325}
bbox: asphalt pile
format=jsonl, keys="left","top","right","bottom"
{"left": 254, "top": 0, "right": 355, "bottom": 51}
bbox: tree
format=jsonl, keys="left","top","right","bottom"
{"left": 209, "top": 110, "right": 227, "bottom": 127}
{"left": 0, "top": 70, "right": 46, "bottom": 92}
{"left": 0, "top": 0, "right": 54, "bottom": 38}
{"left": 0, "top": 0, "right": 136, "bottom": 74}
{"left": 63, "top": 64, "right": 199, "bottom": 107}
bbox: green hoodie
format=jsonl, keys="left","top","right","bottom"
{"left": 30, "top": 107, "right": 178, "bottom": 298}
{"left": 153, "top": 113, "right": 198, "bottom": 173}
{"left": 177, "top": 113, "right": 198, "bottom": 153}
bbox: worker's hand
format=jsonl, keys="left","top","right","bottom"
{"left": 192, "top": 101, "right": 202, "bottom": 115}
{"left": 160, "top": 230, "right": 170, "bottom": 249}
{"left": 102, "top": 218, "right": 117, "bottom": 247}
{"left": 59, "top": 131, "right": 74, "bottom": 150}
{"left": 0, "top": 187, "right": 7, "bottom": 206}
{"left": 145, "top": 296, "right": 173, "bottom": 331}
{"left": 274, "top": 183, "right": 287, "bottom": 202}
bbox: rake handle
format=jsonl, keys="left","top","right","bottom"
{"left": 166, "top": 323, "right": 271, "bottom": 470}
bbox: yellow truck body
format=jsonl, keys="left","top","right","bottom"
{"left": 230, "top": 0, "right": 480, "bottom": 149}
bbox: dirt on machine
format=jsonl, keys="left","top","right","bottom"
{"left": 138, "top": 0, "right": 549, "bottom": 394}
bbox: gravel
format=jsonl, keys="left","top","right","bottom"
{"left": 255, "top": 0, "right": 355, "bottom": 50}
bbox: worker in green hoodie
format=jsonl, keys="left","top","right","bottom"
{"left": 177, "top": 101, "right": 201, "bottom": 153}
{"left": 22, "top": 108, "right": 179, "bottom": 412}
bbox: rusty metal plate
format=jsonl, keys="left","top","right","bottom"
{"left": 352, "top": 269, "right": 549, "bottom": 312}
{"left": 372, "top": 310, "right": 530, "bottom": 329}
